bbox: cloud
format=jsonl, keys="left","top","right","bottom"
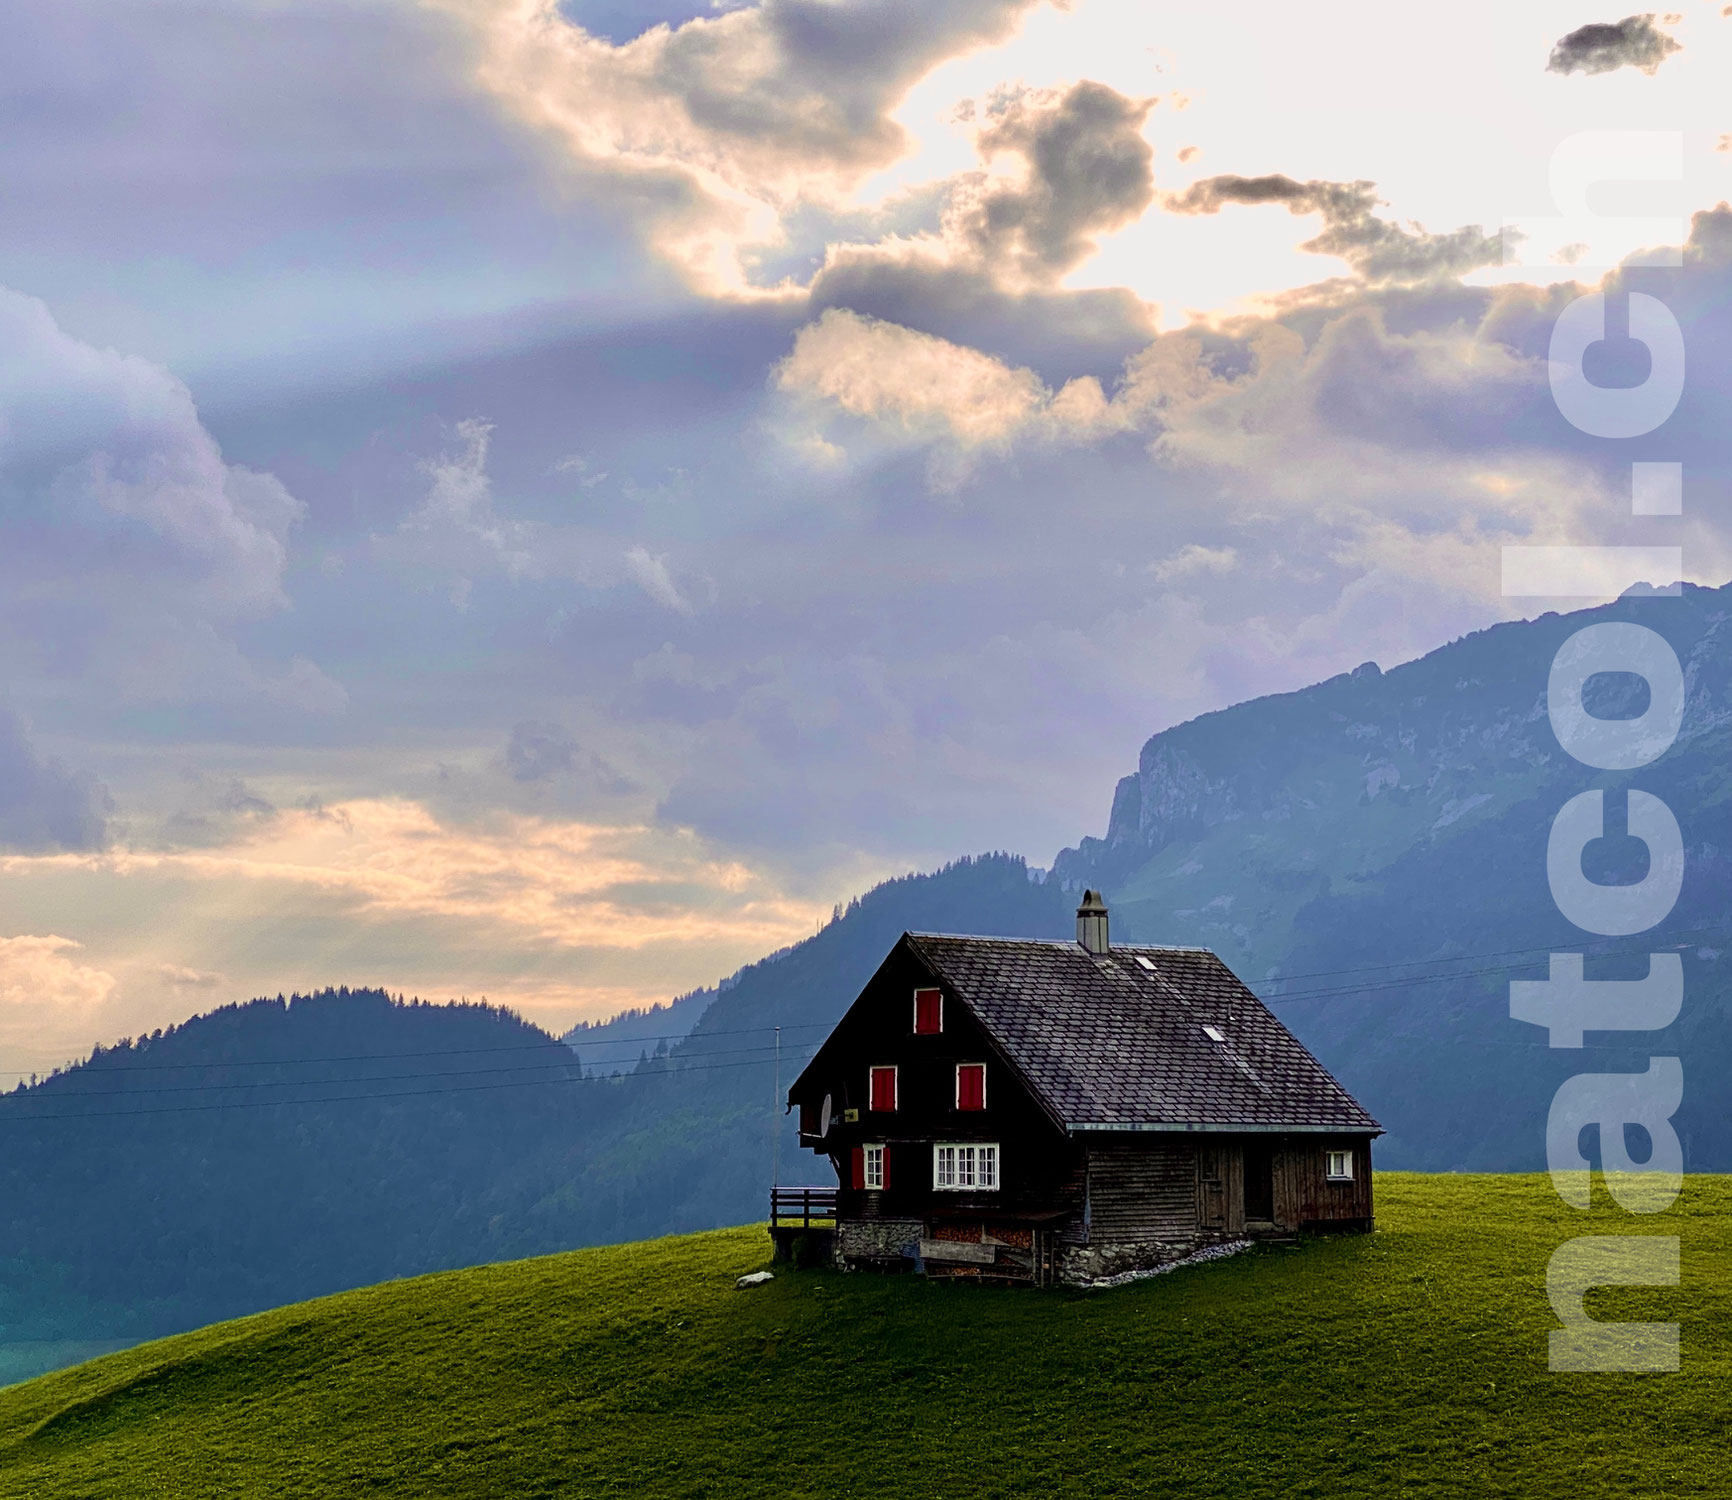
{"left": 625, "top": 545, "right": 695, "bottom": 613}
{"left": 0, "top": 928, "right": 116, "bottom": 1025}
{"left": 1163, "top": 174, "right": 1502, "bottom": 284}
{"left": 505, "top": 720, "right": 582, "bottom": 781}
{"left": 0, "top": 286, "right": 301, "bottom": 616}
{"left": 947, "top": 81, "right": 1155, "bottom": 285}
{"left": 155, "top": 962, "right": 225, "bottom": 989}
{"left": 1547, "top": 14, "right": 1682, "bottom": 75}
{"left": 774, "top": 306, "right": 1129, "bottom": 483}
{"left": 0, "top": 285, "right": 329, "bottom": 715}
{"left": 1151, "top": 544, "right": 1238, "bottom": 583}
{"left": 385, "top": 418, "right": 539, "bottom": 602}
{"left": 0, "top": 709, "right": 110, "bottom": 853}
{"left": 0, "top": 795, "right": 829, "bottom": 1065}
{"left": 436, "top": 0, "right": 1041, "bottom": 293}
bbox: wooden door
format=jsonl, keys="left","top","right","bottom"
{"left": 1243, "top": 1142, "right": 1274, "bottom": 1222}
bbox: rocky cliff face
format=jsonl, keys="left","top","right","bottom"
{"left": 1056, "top": 582, "right": 1732, "bottom": 927}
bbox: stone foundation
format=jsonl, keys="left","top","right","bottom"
{"left": 1055, "top": 1235, "right": 1217, "bottom": 1284}
{"left": 834, "top": 1218, "right": 923, "bottom": 1269}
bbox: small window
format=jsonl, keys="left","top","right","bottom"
{"left": 864, "top": 1143, "right": 886, "bottom": 1190}
{"left": 955, "top": 1062, "right": 986, "bottom": 1111}
{"left": 1201, "top": 1024, "right": 1225, "bottom": 1043}
{"left": 1326, "top": 1149, "right": 1353, "bottom": 1181}
{"left": 913, "top": 987, "right": 943, "bottom": 1034}
{"left": 933, "top": 1142, "right": 999, "bottom": 1191}
{"left": 869, "top": 1065, "right": 898, "bottom": 1112}
{"left": 1134, "top": 954, "right": 1157, "bottom": 972}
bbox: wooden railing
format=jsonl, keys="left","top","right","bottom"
{"left": 770, "top": 1186, "right": 837, "bottom": 1229}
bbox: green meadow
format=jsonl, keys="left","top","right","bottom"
{"left": 0, "top": 1174, "right": 1724, "bottom": 1499}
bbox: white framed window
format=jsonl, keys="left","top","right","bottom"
{"left": 1326, "top": 1149, "right": 1353, "bottom": 1181}
{"left": 933, "top": 1142, "right": 999, "bottom": 1191}
{"left": 864, "top": 1143, "right": 885, "bottom": 1190}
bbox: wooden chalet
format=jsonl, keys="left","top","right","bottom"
{"left": 780, "top": 891, "right": 1380, "bottom": 1285}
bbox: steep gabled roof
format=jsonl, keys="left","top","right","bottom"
{"left": 904, "top": 933, "right": 1380, "bottom": 1134}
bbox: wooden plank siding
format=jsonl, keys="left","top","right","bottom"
{"left": 1270, "top": 1137, "right": 1375, "bottom": 1229}
{"left": 1085, "top": 1140, "right": 1199, "bottom": 1243}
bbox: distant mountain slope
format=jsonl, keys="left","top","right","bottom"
{"left": 2, "top": 1176, "right": 1727, "bottom": 1499}
{"left": 561, "top": 987, "right": 713, "bottom": 1075}
{"left": 1053, "top": 581, "right": 1732, "bottom": 1169}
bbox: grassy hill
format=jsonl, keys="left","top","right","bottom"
{"left": 0, "top": 1174, "right": 1725, "bottom": 1499}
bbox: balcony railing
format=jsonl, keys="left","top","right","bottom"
{"left": 769, "top": 1185, "right": 837, "bottom": 1229}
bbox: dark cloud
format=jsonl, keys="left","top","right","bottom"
{"left": 503, "top": 721, "right": 636, "bottom": 797}
{"left": 1547, "top": 14, "right": 1682, "bottom": 75}
{"left": 1164, "top": 174, "right": 1501, "bottom": 284}
{"left": 953, "top": 82, "right": 1155, "bottom": 280}
{"left": 807, "top": 250, "right": 1158, "bottom": 388}
{"left": 505, "top": 721, "right": 581, "bottom": 782}
{"left": 0, "top": 710, "right": 110, "bottom": 852}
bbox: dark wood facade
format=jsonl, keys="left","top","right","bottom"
{"left": 788, "top": 930, "right": 1379, "bottom": 1284}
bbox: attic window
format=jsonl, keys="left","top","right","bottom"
{"left": 913, "top": 988, "right": 943, "bottom": 1034}
{"left": 869, "top": 1065, "right": 898, "bottom": 1112}
{"left": 1326, "top": 1150, "right": 1354, "bottom": 1182}
{"left": 1201, "top": 1024, "right": 1225, "bottom": 1043}
{"left": 956, "top": 1062, "right": 986, "bottom": 1111}
{"left": 1134, "top": 955, "right": 1157, "bottom": 972}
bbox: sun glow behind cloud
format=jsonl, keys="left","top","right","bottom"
{"left": 0, "top": 799, "right": 832, "bottom": 1075}
{"left": 438, "top": 0, "right": 1732, "bottom": 321}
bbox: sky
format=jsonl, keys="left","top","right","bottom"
{"left": 4, "top": 0, "right": 1732, "bottom": 1078}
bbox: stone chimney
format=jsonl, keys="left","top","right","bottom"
{"left": 1076, "top": 889, "right": 1109, "bottom": 955}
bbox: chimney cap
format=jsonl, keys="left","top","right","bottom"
{"left": 1075, "top": 889, "right": 1109, "bottom": 954}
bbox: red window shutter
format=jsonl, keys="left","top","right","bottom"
{"left": 914, "top": 988, "right": 942, "bottom": 1034}
{"left": 850, "top": 1146, "right": 865, "bottom": 1189}
{"left": 881, "top": 1145, "right": 891, "bottom": 1190}
{"left": 799, "top": 1101, "right": 817, "bottom": 1135}
{"left": 870, "top": 1066, "right": 897, "bottom": 1111}
{"left": 957, "top": 1063, "right": 985, "bottom": 1111}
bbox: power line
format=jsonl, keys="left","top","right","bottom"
{"left": 1259, "top": 936, "right": 1713, "bottom": 1007}
{"left": 0, "top": 1019, "right": 837, "bottom": 1082}
{"left": 0, "top": 1046, "right": 825, "bottom": 1126}
{"left": 0, "top": 1038, "right": 818, "bottom": 1104}
{"left": 1253, "top": 920, "right": 1727, "bottom": 993}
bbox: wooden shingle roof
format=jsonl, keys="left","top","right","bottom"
{"left": 905, "top": 933, "right": 1380, "bottom": 1134}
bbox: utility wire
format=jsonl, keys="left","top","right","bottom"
{"left": 1258, "top": 939, "right": 1712, "bottom": 1007}
{"left": 0, "top": 1020, "right": 837, "bottom": 1082}
{"left": 0, "top": 1046, "right": 824, "bottom": 1125}
{"left": 6, "top": 926, "right": 1722, "bottom": 1100}
{"left": 1, "top": 1038, "right": 816, "bottom": 1104}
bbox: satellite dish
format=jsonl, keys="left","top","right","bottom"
{"left": 819, "top": 1094, "right": 834, "bottom": 1138}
